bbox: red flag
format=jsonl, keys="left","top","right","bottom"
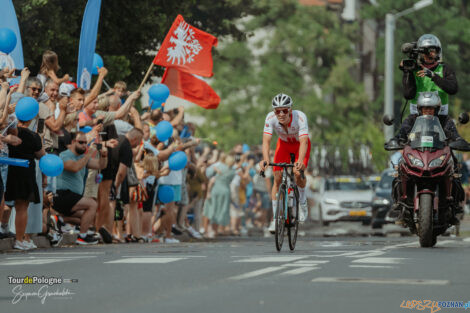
{"left": 162, "top": 67, "right": 220, "bottom": 109}
{"left": 153, "top": 15, "right": 218, "bottom": 77}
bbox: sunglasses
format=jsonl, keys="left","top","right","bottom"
{"left": 28, "top": 86, "right": 41, "bottom": 93}
{"left": 77, "top": 140, "right": 87, "bottom": 144}
{"left": 274, "top": 108, "right": 289, "bottom": 115}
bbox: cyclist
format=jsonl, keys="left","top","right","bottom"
{"left": 259, "top": 93, "right": 311, "bottom": 233}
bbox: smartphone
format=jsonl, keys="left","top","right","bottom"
{"left": 14, "top": 69, "right": 22, "bottom": 76}
{"left": 37, "top": 118, "right": 45, "bottom": 134}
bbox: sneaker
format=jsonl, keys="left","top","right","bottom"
{"left": 171, "top": 225, "right": 183, "bottom": 236}
{"left": 187, "top": 226, "right": 203, "bottom": 239}
{"left": 164, "top": 237, "right": 180, "bottom": 244}
{"left": 61, "top": 223, "right": 76, "bottom": 234}
{"left": 13, "top": 240, "right": 30, "bottom": 250}
{"left": 299, "top": 201, "right": 308, "bottom": 223}
{"left": 24, "top": 239, "right": 37, "bottom": 249}
{"left": 48, "top": 232, "right": 63, "bottom": 247}
{"left": 98, "top": 227, "right": 113, "bottom": 244}
{"left": 268, "top": 220, "right": 276, "bottom": 234}
{"left": 76, "top": 234, "right": 98, "bottom": 245}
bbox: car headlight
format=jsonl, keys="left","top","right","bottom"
{"left": 407, "top": 154, "right": 424, "bottom": 167}
{"left": 372, "top": 197, "right": 390, "bottom": 206}
{"left": 323, "top": 198, "right": 339, "bottom": 205}
{"left": 428, "top": 154, "right": 446, "bottom": 168}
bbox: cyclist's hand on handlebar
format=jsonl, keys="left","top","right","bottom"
{"left": 259, "top": 160, "right": 268, "bottom": 172}
{"left": 294, "top": 161, "right": 305, "bottom": 172}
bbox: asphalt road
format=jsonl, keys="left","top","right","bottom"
{"left": 1, "top": 228, "right": 470, "bottom": 313}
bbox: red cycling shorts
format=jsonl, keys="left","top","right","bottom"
{"left": 273, "top": 138, "right": 311, "bottom": 172}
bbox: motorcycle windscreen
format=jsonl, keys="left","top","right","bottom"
{"left": 408, "top": 115, "right": 446, "bottom": 149}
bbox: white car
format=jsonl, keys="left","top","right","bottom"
{"left": 314, "top": 176, "right": 374, "bottom": 226}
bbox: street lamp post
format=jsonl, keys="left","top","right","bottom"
{"left": 383, "top": 0, "right": 433, "bottom": 141}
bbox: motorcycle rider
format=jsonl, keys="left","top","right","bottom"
{"left": 391, "top": 91, "right": 465, "bottom": 224}
{"left": 385, "top": 34, "right": 470, "bottom": 150}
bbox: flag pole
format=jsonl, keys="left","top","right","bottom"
{"left": 139, "top": 62, "right": 155, "bottom": 90}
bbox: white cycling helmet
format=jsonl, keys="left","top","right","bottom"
{"left": 272, "top": 93, "right": 293, "bottom": 109}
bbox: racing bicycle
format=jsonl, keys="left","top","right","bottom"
{"left": 261, "top": 153, "right": 304, "bottom": 252}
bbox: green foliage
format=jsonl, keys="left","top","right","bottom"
{"left": 196, "top": 0, "right": 388, "bottom": 170}
{"left": 362, "top": 0, "right": 470, "bottom": 115}
{"left": 14, "top": 0, "right": 255, "bottom": 89}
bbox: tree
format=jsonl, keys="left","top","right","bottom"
{"left": 14, "top": 0, "right": 256, "bottom": 89}
{"left": 362, "top": 0, "right": 470, "bottom": 118}
{"left": 196, "top": 0, "right": 388, "bottom": 171}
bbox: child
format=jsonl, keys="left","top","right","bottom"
{"left": 38, "top": 50, "right": 69, "bottom": 87}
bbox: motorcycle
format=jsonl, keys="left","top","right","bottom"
{"left": 384, "top": 114, "right": 469, "bottom": 247}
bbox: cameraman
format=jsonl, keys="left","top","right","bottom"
{"left": 387, "top": 34, "right": 469, "bottom": 150}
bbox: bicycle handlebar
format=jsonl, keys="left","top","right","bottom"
{"left": 260, "top": 162, "right": 305, "bottom": 180}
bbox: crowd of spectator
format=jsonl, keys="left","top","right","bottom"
{"left": 0, "top": 50, "right": 292, "bottom": 250}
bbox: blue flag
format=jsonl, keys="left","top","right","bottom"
{"left": 77, "top": 0, "right": 102, "bottom": 90}
{"left": 0, "top": 0, "right": 24, "bottom": 70}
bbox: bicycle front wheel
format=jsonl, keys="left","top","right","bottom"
{"left": 288, "top": 186, "right": 300, "bottom": 251}
{"left": 275, "top": 184, "right": 286, "bottom": 252}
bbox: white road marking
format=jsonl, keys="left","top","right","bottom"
{"left": 349, "top": 265, "right": 395, "bottom": 269}
{"left": 282, "top": 263, "right": 320, "bottom": 268}
{"left": 280, "top": 267, "right": 319, "bottom": 275}
{"left": 311, "top": 277, "right": 449, "bottom": 285}
{"left": 7, "top": 256, "right": 96, "bottom": 259}
{"left": 352, "top": 257, "right": 406, "bottom": 264}
{"left": 292, "top": 260, "right": 330, "bottom": 264}
{"left": 121, "top": 255, "right": 206, "bottom": 258}
{"left": 464, "top": 237, "right": 470, "bottom": 242}
{"left": 436, "top": 240, "right": 458, "bottom": 246}
{"left": 234, "top": 256, "right": 307, "bottom": 263}
{"left": 29, "top": 252, "right": 105, "bottom": 255}
{"left": 1, "top": 256, "right": 95, "bottom": 265}
{"left": 228, "top": 266, "right": 283, "bottom": 280}
{"left": 105, "top": 257, "right": 185, "bottom": 264}
{"left": 1, "top": 259, "right": 70, "bottom": 265}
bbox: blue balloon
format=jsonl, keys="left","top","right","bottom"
{"left": 15, "top": 97, "right": 39, "bottom": 121}
{"left": 168, "top": 151, "right": 188, "bottom": 171}
{"left": 155, "top": 120, "right": 173, "bottom": 142}
{"left": 158, "top": 185, "right": 174, "bottom": 203}
{"left": 92, "top": 53, "right": 104, "bottom": 75}
{"left": 39, "top": 154, "right": 64, "bottom": 177}
{"left": 80, "top": 126, "right": 93, "bottom": 133}
{"left": 149, "top": 98, "right": 161, "bottom": 110}
{"left": 0, "top": 28, "right": 17, "bottom": 54}
{"left": 148, "top": 84, "right": 170, "bottom": 103}
{"left": 242, "top": 143, "right": 250, "bottom": 153}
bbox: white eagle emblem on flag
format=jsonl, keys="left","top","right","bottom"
{"left": 166, "top": 20, "right": 203, "bottom": 65}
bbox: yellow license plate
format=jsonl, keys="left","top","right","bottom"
{"left": 349, "top": 210, "right": 366, "bottom": 216}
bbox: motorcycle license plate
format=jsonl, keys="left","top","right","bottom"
{"left": 349, "top": 210, "right": 367, "bottom": 216}
{"left": 421, "top": 136, "right": 434, "bottom": 147}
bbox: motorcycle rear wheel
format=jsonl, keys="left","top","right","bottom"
{"left": 418, "top": 193, "right": 435, "bottom": 247}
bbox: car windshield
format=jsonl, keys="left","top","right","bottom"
{"left": 409, "top": 115, "right": 446, "bottom": 149}
{"left": 378, "top": 172, "right": 394, "bottom": 189}
{"left": 325, "top": 178, "right": 370, "bottom": 191}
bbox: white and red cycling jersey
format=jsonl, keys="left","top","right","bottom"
{"left": 263, "top": 110, "right": 309, "bottom": 143}
{"left": 263, "top": 110, "right": 311, "bottom": 171}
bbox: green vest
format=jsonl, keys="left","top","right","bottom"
{"left": 410, "top": 64, "right": 449, "bottom": 115}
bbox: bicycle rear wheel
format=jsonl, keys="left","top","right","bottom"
{"left": 275, "top": 184, "right": 286, "bottom": 252}
{"left": 288, "top": 186, "right": 300, "bottom": 251}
